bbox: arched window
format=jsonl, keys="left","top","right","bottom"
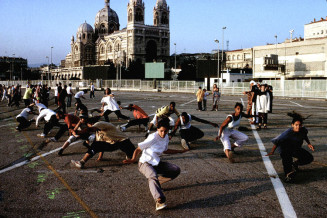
{"left": 135, "top": 8, "right": 143, "bottom": 22}
{"left": 228, "top": 55, "right": 231, "bottom": 61}
{"left": 128, "top": 9, "right": 133, "bottom": 22}
{"left": 162, "top": 12, "right": 168, "bottom": 24}
{"left": 233, "top": 55, "right": 236, "bottom": 60}
{"left": 237, "top": 55, "right": 241, "bottom": 60}
{"left": 101, "top": 46, "right": 105, "bottom": 54}
{"left": 83, "top": 34, "right": 85, "bottom": 39}
{"left": 154, "top": 12, "right": 159, "bottom": 25}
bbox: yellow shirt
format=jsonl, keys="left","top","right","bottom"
{"left": 196, "top": 90, "right": 204, "bottom": 102}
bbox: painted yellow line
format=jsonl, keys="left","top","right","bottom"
{"left": 312, "top": 161, "right": 327, "bottom": 167}
{"left": 22, "top": 132, "right": 98, "bottom": 218}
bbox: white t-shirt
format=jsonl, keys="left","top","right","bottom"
{"left": 91, "top": 85, "right": 94, "bottom": 91}
{"left": 180, "top": 114, "right": 192, "bottom": 130}
{"left": 74, "top": 91, "right": 84, "bottom": 98}
{"left": 67, "top": 86, "right": 73, "bottom": 95}
{"left": 36, "top": 109, "right": 56, "bottom": 126}
{"left": 101, "top": 96, "right": 120, "bottom": 111}
{"left": 35, "top": 102, "right": 47, "bottom": 113}
{"left": 138, "top": 132, "right": 169, "bottom": 166}
{"left": 17, "top": 108, "right": 31, "bottom": 119}
{"left": 54, "top": 87, "right": 58, "bottom": 96}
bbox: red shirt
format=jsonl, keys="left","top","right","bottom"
{"left": 64, "top": 114, "right": 80, "bottom": 129}
{"left": 132, "top": 105, "right": 148, "bottom": 119}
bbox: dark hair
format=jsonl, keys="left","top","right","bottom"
{"left": 287, "top": 111, "right": 304, "bottom": 124}
{"left": 234, "top": 102, "right": 243, "bottom": 111}
{"left": 107, "top": 88, "right": 111, "bottom": 94}
{"left": 83, "top": 90, "right": 88, "bottom": 94}
{"left": 181, "top": 112, "right": 189, "bottom": 123}
{"left": 56, "top": 110, "right": 64, "bottom": 118}
{"left": 157, "top": 118, "right": 170, "bottom": 130}
{"left": 170, "top": 102, "right": 176, "bottom": 108}
{"left": 128, "top": 104, "right": 134, "bottom": 110}
{"left": 117, "top": 101, "right": 121, "bottom": 106}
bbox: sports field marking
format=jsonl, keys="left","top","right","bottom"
{"left": 0, "top": 123, "right": 15, "bottom": 128}
{"left": 0, "top": 140, "right": 83, "bottom": 175}
{"left": 251, "top": 125, "right": 297, "bottom": 218}
{"left": 181, "top": 99, "right": 197, "bottom": 106}
{"left": 290, "top": 101, "right": 304, "bottom": 108}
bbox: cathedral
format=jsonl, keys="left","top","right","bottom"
{"left": 57, "top": 0, "right": 170, "bottom": 80}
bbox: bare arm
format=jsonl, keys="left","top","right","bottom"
{"left": 170, "top": 117, "right": 181, "bottom": 139}
{"left": 215, "top": 116, "right": 232, "bottom": 140}
{"left": 123, "top": 147, "right": 142, "bottom": 164}
{"left": 266, "top": 144, "right": 277, "bottom": 156}
{"left": 191, "top": 115, "right": 218, "bottom": 128}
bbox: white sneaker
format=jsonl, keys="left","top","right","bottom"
{"left": 181, "top": 139, "right": 190, "bottom": 150}
{"left": 120, "top": 126, "right": 126, "bottom": 132}
{"left": 156, "top": 199, "right": 167, "bottom": 211}
{"left": 71, "top": 160, "right": 84, "bottom": 169}
{"left": 37, "top": 133, "right": 46, "bottom": 138}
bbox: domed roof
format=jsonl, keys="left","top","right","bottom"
{"left": 156, "top": 0, "right": 167, "bottom": 8}
{"left": 95, "top": 5, "right": 119, "bottom": 26}
{"left": 77, "top": 22, "right": 94, "bottom": 33}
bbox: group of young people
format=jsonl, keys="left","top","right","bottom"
{"left": 7, "top": 82, "right": 316, "bottom": 211}
{"left": 196, "top": 84, "right": 221, "bottom": 111}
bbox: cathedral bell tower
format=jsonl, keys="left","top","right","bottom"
{"left": 127, "top": 0, "right": 145, "bottom": 26}
{"left": 153, "top": 0, "right": 169, "bottom": 27}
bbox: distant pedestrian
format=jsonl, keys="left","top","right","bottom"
{"left": 90, "top": 82, "right": 95, "bottom": 99}
{"left": 212, "top": 84, "right": 221, "bottom": 111}
{"left": 66, "top": 83, "right": 74, "bottom": 108}
{"left": 196, "top": 86, "right": 204, "bottom": 111}
{"left": 202, "top": 88, "right": 209, "bottom": 111}
{"left": 57, "top": 85, "right": 67, "bottom": 113}
{"left": 256, "top": 84, "right": 270, "bottom": 130}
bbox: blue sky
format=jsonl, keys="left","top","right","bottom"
{"left": 0, "top": 0, "right": 327, "bottom": 66}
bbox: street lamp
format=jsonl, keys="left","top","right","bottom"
{"left": 46, "top": 56, "right": 49, "bottom": 80}
{"left": 275, "top": 35, "right": 278, "bottom": 55}
{"left": 50, "top": 46, "right": 54, "bottom": 81}
{"left": 222, "top": 27, "right": 226, "bottom": 62}
{"left": 12, "top": 54, "right": 15, "bottom": 81}
{"left": 214, "top": 39, "right": 219, "bottom": 86}
{"left": 174, "top": 43, "right": 177, "bottom": 76}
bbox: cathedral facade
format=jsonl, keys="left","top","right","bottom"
{"left": 57, "top": 0, "right": 170, "bottom": 80}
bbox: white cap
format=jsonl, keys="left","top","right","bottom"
{"left": 250, "top": 80, "right": 256, "bottom": 85}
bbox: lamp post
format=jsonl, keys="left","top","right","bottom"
{"left": 50, "top": 46, "right": 54, "bottom": 81}
{"left": 46, "top": 56, "right": 49, "bottom": 80}
{"left": 214, "top": 39, "right": 219, "bottom": 86}
{"left": 274, "top": 35, "right": 278, "bottom": 55}
{"left": 12, "top": 54, "right": 15, "bottom": 81}
{"left": 222, "top": 27, "right": 226, "bottom": 62}
{"left": 174, "top": 43, "right": 177, "bottom": 76}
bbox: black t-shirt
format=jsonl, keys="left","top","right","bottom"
{"left": 251, "top": 86, "right": 259, "bottom": 103}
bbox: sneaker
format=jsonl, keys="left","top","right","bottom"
{"left": 37, "top": 133, "right": 46, "bottom": 138}
{"left": 50, "top": 137, "right": 57, "bottom": 142}
{"left": 156, "top": 199, "right": 167, "bottom": 211}
{"left": 285, "top": 171, "right": 296, "bottom": 183}
{"left": 58, "top": 149, "right": 64, "bottom": 156}
{"left": 181, "top": 139, "right": 190, "bottom": 150}
{"left": 120, "top": 126, "right": 126, "bottom": 132}
{"left": 71, "top": 160, "right": 84, "bottom": 169}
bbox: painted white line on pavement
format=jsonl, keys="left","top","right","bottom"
{"left": 181, "top": 99, "right": 197, "bottom": 106}
{"left": 0, "top": 140, "right": 83, "bottom": 175}
{"left": 251, "top": 124, "right": 297, "bottom": 218}
{"left": 290, "top": 101, "right": 304, "bottom": 108}
{"left": 0, "top": 123, "right": 15, "bottom": 128}
{"left": 241, "top": 98, "right": 245, "bottom": 106}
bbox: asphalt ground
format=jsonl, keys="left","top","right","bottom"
{"left": 0, "top": 90, "right": 327, "bottom": 217}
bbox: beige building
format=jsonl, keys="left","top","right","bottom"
{"left": 225, "top": 48, "right": 253, "bottom": 70}
{"left": 53, "top": 0, "right": 170, "bottom": 80}
{"left": 253, "top": 17, "right": 327, "bottom": 79}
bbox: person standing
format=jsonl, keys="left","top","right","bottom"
{"left": 90, "top": 82, "right": 95, "bottom": 99}
{"left": 202, "top": 88, "right": 210, "bottom": 111}
{"left": 123, "top": 119, "right": 186, "bottom": 211}
{"left": 266, "top": 112, "right": 314, "bottom": 183}
{"left": 66, "top": 83, "right": 74, "bottom": 108}
{"left": 57, "top": 85, "right": 68, "bottom": 113}
{"left": 212, "top": 84, "right": 221, "bottom": 111}
{"left": 256, "top": 84, "right": 270, "bottom": 130}
{"left": 54, "top": 84, "right": 59, "bottom": 105}
{"left": 196, "top": 86, "right": 204, "bottom": 111}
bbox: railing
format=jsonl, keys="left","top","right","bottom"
{"left": 1, "top": 79, "right": 327, "bottom": 99}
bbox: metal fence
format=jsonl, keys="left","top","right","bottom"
{"left": 1, "top": 79, "right": 327, "bottom": 99}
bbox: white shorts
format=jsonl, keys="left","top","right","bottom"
{"left": 219, "top": 128, "right": 248, "bottom": 151}
{"left": 150, "top": 114, "right": 175, "bottom": 127}
{"left": 66, "top": 134, "right": 95, "bottom": 144}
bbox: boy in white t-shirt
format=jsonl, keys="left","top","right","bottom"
{"left": 123, "top": 119, "right": 187, "bottom": 211}
{"left": 16, "top": 105, "right": 36, "bottom": 131}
